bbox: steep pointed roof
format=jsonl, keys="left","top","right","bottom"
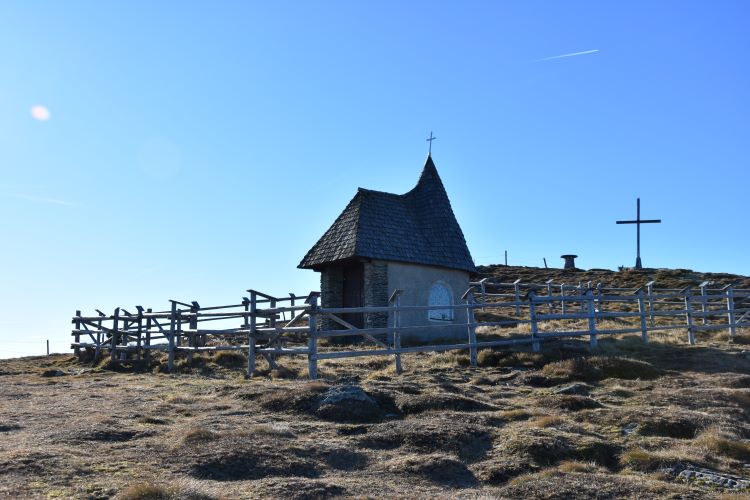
{"left": 298, "top": 156, "right": 475, "bottom": 272}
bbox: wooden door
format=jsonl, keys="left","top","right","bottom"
{"left": 342, "top": 264, "right": 364, "bottom": 328}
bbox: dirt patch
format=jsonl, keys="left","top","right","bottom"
{"left": 498, "top": 470, "right": 704, "bottom": 499}
{"left": 180, "top": 434, "right": 319, "bottom": 481}
{"left": 539, "top": 356, "right": 661, "bottom": 384}
{"left": 397, "top": 392, "right": 497, "bottom": 414}
{"left": 542, "top": 395, "right": 603, "bottom": 411}
{"left": 501, "top": 428, "right": 620, "bottom": 467}
{"left": 638, "top": 416, "right": 704, "bottom": 439}
{"left": 472, "top": 458, "right": 537, "bottom": 485}
{"left": 253, "top": 479, "right": 345, "bottom": 500}
{"left": 0, "top": 422, "right": 21, "bottom": 432}
{"left": 358, "top": 417, "right": 492, "bottom": 461}
{"left": 307, "top": 446, "right": 369, "bottom": 471}
{"left": 257, "top": 381, "right": 330, "bottom": 413}
{"left": 723, "top": 374, "right": 750, "bottom": 388}
{"left": 72, "top": 428, "right": 144, "bottom": 443}
{"left": 385, "top": 454, "right": 479, "bottom": 487}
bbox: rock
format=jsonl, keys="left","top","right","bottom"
{"left": 555, "top": 383, "right": 592, "bottom": 395}
{"left": 621, "top": 422, "right": 638, "bottom": 436}
{"left": 40, "top": 369, "right": 66, "bottom": 378}
{"left": 674, "top": 465, "right": 750, "bottom": 490}
{"left": 315, "top": 385, "right": 383, "bottom": 423}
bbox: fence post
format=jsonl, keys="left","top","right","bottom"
{"left": 646, "top": 281, "right": 655, "bottom": 326}
{"left": 725, "top": 284, "right": 737, "bottom": 339}
{"left": 167, "top": 302, "right": 177, "bottom": 372}
{"left": 111, "top": 308, "right": 120, "bottom": 362}
{"left": 479, "top": 278, "right": 487, "bottom": 312}
{"left": 144, "top": 308, "right": 152, "bottom": 365}
{"left": 94, "top": 310, "right": 105, "bottom": 362}
{"left": 187, "top": 303, "right": 198, "bottom": 364}
{"left": 683, "top": 289, "right": 695, "bottom": 345}
{"left": 513, "top": 279, "right": 522, "bottom": 316}
{"left": 307, "top": 294, "right": 319, "bottom": 380}
{"left": 135, "top": 306, "right": 144, "bottom": 361}
{"left": 529, "top": 291, "right": 540, "bottom": 353}
{"left": 560, "top": 284, "right": 566, "bottom": 314}
{"left": 247, "top": 293, "right": 257, "bottom": 377}
{"left": 587, "top": 289, "right": 598, "bottom": 348}
{"left": 699, "top": 281, "right": 710, "bottom": 325}
{"left": 74, "top": 310, "right": 81, "bottom": 358}
{"left": 546, "top": 279, "right": 554, "bottom": 313}
{"left": 389, "top": 289, "right": 403, "bottom": 374}
{"left": 464, "top": 289, "right": 477, "bottom": 367}
{"left": 596, "top": 282, "right": 604, "bottom": 312}
{"left": 579, "top": 282, "right": 586, "bottom": 314}
{"left": 269, "top": 297, "right": 278, "bottom": 364}
{"left": 636, "top": 288, "right": 648, "bottom": 344}
{"left": 289, "top": 293, "right": 297, "bottom": 322}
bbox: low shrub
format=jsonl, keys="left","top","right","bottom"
{"left": 117, "top": 482, "right": 174, "bottom": 500}
{"left": 213, "top": 352, "right": 246, "bottom": 368}
{"left": 695, "top": 428, "right": 750, "bottom": 461}
{"left": 619, "top": 448, "right": 667, "bottom": 472}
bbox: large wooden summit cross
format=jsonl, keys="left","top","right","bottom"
{"left": 616, "top": 197, "right": 661, "bottom": 269}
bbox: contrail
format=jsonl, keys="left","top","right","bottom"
{"left": 536, "top": 49, "right": 599, "bottom": 62}
{"left": 9, "top": 193, "right": 79, "bottom": 206}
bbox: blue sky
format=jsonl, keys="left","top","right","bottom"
{"left": 1, "top": 1, "right": 748, "bottom": 357}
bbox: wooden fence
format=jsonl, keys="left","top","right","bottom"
{"left": 71, "top": 280, "right": 750, "bottom": 379}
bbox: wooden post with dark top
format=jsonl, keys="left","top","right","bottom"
{"left": 110, "top": 308, "right": 120, "bottom": 362}
{"left": 529, "top": 291, "right": 540, "bottom": 352}
{"left": 546, "top": 279, "right": 554, "bottom": 314}
{"left": 683, "top": 288, "right": 695, "bottom": 345}
{"left": 167, "top": 301, "right": 177, "bottom": 372}
{"left": 307, "top": 293, "right": 319, "bottom": 380}
{"left": 636, "top": 288, "right": 648, "bottom": 344}
{"left": 74, "top": 310, "right": 81, "bottom": 358}
{"left": 135, "top": 306, "right": 144, "bottom": 361}
{"left": 724, "top": 284, "right": 736, "bottom": 339}
{"left": 144, "top": 308, "right": 152, "bottom": 364}
{"left": 645, "top": 280, "right": 655, "bottom": 325}
{"left": 246, "top": 294, "right": 256, "bottom": 377}
{"left": 587, "top": 289, "right": 598, "bottom": 348}
{"left": 389, "top": 289, "right": 403, "bottom": 374}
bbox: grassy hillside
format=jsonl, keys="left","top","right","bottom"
{"left": 1, "top": 267, "right": 750, "bottom": 499}
{"left": 476, "top": 264, "right": 750, "bottom": 290}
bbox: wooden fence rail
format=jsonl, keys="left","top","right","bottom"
{"left": 71, "top": 280, "right": 750, "bottom": 379}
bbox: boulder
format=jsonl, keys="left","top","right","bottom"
{"left": 315, "top": 385, "right": 383, "bottom": 423}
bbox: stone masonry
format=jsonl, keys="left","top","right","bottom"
{"left": 320, "top": 267, "right": 343, "bottom": 331}
{"left": 363, "top": 261, "right": 388, "bottom": 329}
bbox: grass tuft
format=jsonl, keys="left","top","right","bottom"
{"left": 213, "top": 351, "right": 246, "bottom": 368}
{"left": 695, "top": 428, "right": 750, "bottom": 461}
{"left": 117, "top": 482, "right": 174, "bottom": 500}
{"left": 183, "top": 428, "right": 218, "bottom": 443}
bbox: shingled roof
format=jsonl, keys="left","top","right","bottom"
{"left": 299, "top": 156, "right": 475, "bottom": 272}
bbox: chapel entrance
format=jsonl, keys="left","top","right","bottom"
{"left": 342, "top": 263, "right": 364, "bottom": 328}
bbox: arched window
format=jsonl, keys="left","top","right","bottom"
{"left": 428, "top": 282, "right": 454, "bottom": 321}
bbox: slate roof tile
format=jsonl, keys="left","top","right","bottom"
{"left": 299, "top": 156, "right": 475, "bottom": 273}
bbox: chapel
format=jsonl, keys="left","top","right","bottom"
{"left": 298, "top": 155, "right": 475, "bottom": 340}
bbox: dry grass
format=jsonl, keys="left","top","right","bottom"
{"left": 557, "top": 460, "right": 607, "bottom": 474}
{"left": 695, "top": 427, "right": 750, "bottom": 461}
{"left": 1, "top": 320, "right": 749, "bottom": 498}
{"left": 531, "top": 415, "right": 567, "bottom": 428}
